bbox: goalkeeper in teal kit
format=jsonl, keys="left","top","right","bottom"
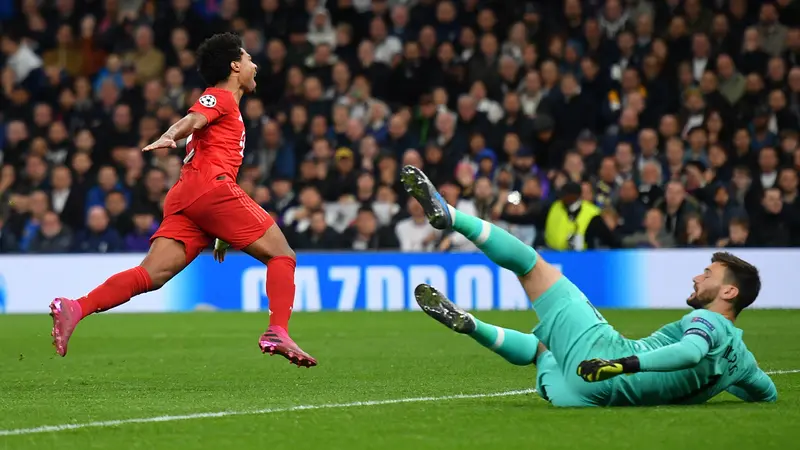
{"left": 400, "top": 166, "right": 777, "bottom": 407}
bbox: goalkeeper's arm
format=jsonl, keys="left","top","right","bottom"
{"left": 634, "top": 332, "right": 710, "bottom": 372}
{"left": 579, "top": 332, "right": 710, "bottom": 381}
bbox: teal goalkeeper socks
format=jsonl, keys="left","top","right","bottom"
{"left": 449, "top": 207, "right": 538, "bottom": 276}
{"left": 469, "top": 318, "right": 540, "bottom": 366}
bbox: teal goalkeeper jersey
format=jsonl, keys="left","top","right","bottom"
{"left": 607, "top": 309, "right": 777, "bottom": 406}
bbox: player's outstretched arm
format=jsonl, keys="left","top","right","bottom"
{"left": 578, "top": 333, "right": 710, "bottom": 382}
{"left": 143, "top": 112, "right": 209, "bottom": 152}
{"left": 726, "top": 369, "right": 778, "bottom": 403}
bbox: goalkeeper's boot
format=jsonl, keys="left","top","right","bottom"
{"left": 400, "top": 165, "right": 453, "bottom": 230}
{"left": 414, "top": 284, "right": 476, "bottom": 334}
{"left": 259, "top": 325, "right": 317, "bottom": 368}
{"left": 49, "top": 298, "right": 83, "bottom": 357}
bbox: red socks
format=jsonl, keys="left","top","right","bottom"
{"left": 266, "top": 256, "right": 296, "bottom": 330}
{"left": 77, "top": 266, "right": 154, "bottom": 319}
{"left": 75, "top": 259, "right": 296, "bottom": 328}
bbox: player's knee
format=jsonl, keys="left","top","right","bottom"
{"left": 140, "top": 260, "right": 182, "bottom": 289}
{"left": 281, "top": 247, "right": 296, "bottom": 261}
{"left": 262, "top": 247, "right": 294, "bottom": 265}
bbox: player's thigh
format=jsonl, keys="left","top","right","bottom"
{"left": 528, "top": 275, "right": 622, "bottom": 374}
{"left": 184, "top": 182, "right": 274, "bottom": 251}
{"left": 147, "top": 215, "right": 210, "bottom": 286}
{"left": 535, "top": 351, "right": 595, "bottom": 407}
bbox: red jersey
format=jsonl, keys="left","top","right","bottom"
{"left": 164, "top": 87, "right": 245, "bottom": 214}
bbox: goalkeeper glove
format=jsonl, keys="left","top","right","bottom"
{"left": 214, "top": 239, "right": 231, "bottom": 251}
{"left": 577, "top": 356, "right": 640, "bottom": 382}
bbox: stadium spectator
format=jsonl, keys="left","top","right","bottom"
{"left": 29, "top": 211, "right": 73, "bottom": 253}
{"left": 15, "top": 190, "right": 50, "bottom": 252}
{"left": 396, "top": 197, "right": 440, "bottom": 251}
{"left": 74, "top": 206, "right": 123, "bottom": 253}
{"left": 49, "top": 165, "right": 84, "bottom": 231}
{"left": 722, "top": 217, "right": 753, "bottom": 248}
{"left": 678, "top": 213, "right": 710, "bottom": 247}
{"left": 751, "top": 187, "right": 799, "bottom": 247}
{"left": 623, "top": 208, "right": 676, "bottom": 249}
{"left": 544, "top": 181, "right": 600, "bottom": 251}
{"left": 295, "top": 209, "right": 342, "bottom": 250}
{"left": 585, "top": 206, "right": 623, "bottom": 250}
{"left": 125, "top": 208, "right": 158, "bottom": 252}
{"left": 341, "top": 205, "right": 398, "bottom": 250}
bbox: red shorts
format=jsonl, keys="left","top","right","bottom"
{"left": 151, "top": 181, "right": 274, "bottom": 262}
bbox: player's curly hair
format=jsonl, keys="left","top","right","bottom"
{"left": 711, "top": 252, "right": 761, "bottom": 315}
{"left": 196, "top": 32, "right": 243, "bottom": 87}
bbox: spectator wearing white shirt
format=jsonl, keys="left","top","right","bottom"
{"left": 369, "top": 16, "right": 403, "bottom": 65}
{"left": 307, "top": 8, "right": 336, "bottom": 48}
{"left": 1, "top": 32, "right": 42, "bottom": 84}
{"left": 395, "top": 197, "right": 440, "bottom": 251}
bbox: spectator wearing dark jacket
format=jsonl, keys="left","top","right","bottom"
{"left": 541, "top": 73, "right": 595, "bottom": 152}
{"left": 74, "top": 206, "right": 124, "bottom": 253}
{"left": 615, "top": 180, "right": 647, "bottom": 236}
{"left": 295, "top": 210, "right": 342, "bottom": 250}
{"left": 49, "top": 165, "right": 85, "bottom": 233}
{"left": 243, "top": 121, "right": 296, "bottom": 184}
{"left": 750, "top": 188, "right": 799, "bottom": 247}
{"left": 341, "top": 207, "right": 399, "bottom": 250}
{"left": 585, "top": 207, "right": 624, "bottom": 249}
{"left": 654, "top": 181, "right": 701, "bottom": 237}
{"left": 704, "top": 184, "right": 746, "bottom": 244}
{"left": 29, "top": 212, "right": 73, "bottom": 253}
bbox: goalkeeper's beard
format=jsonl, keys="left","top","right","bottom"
{"left": 686, "top": 289, "right": 715, "bottom": 310}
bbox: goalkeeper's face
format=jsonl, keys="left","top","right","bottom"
{"left": 687, "top": 264, "right": 721, "bottom": 309}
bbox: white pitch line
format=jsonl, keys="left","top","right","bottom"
{"left": 0, "top": 388, "right": 538, "bottom": 437}
{"left": 765, "top": 369, "right": 800, "bottom": 375}
{"left": 2, "top": 369, "right": 798, "bottom": 438}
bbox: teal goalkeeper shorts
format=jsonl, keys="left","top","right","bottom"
{"left": 531, "top": 276, "right": 633, "bottom": 407}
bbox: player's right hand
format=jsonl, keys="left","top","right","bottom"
{"left": 142, "top": 137, "right": 177, "bottom": 152}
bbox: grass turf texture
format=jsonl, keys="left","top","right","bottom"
{"left": 1, "top": 310, "right": 798, "bottom": 450}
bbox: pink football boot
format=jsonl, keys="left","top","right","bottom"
{"left": 259, "top": 325, "right": 317, "bottom": 368}
{"left": 49, "top": 298, "right": 83, "bottom": 357}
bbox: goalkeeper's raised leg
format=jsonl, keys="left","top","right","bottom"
{"left": 401, "top": 165, "right": 613, "bottom": 405}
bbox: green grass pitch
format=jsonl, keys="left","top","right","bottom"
{"left": 1, "top": 310, "right": 799, "bottom": 450}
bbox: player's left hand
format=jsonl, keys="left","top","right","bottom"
{"left": 577, "top": 356, "right": 640, "bottom": 382}
{"left": 213, "top": 239, "right": 230, "bottom": 263}
{"left": 142, "top": 137, "right": 177, "bottom": 152}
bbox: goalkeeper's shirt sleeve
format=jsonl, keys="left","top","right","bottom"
{"left": 636, "top": 333, "right": 711, "bottom": 372}
{"left": 727, "top": 369, "right": 778, "bottom": 403}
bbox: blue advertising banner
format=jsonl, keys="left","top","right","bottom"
{"left": 0, "top": 249, "right": 796, "bottom": 313}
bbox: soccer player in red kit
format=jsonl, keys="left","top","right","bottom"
{"left": 49, "top": 33, "right": 317, "bottom": 367}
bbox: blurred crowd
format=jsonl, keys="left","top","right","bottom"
{"left": 0, "top": 0, "right": 799, "bottom": 254}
